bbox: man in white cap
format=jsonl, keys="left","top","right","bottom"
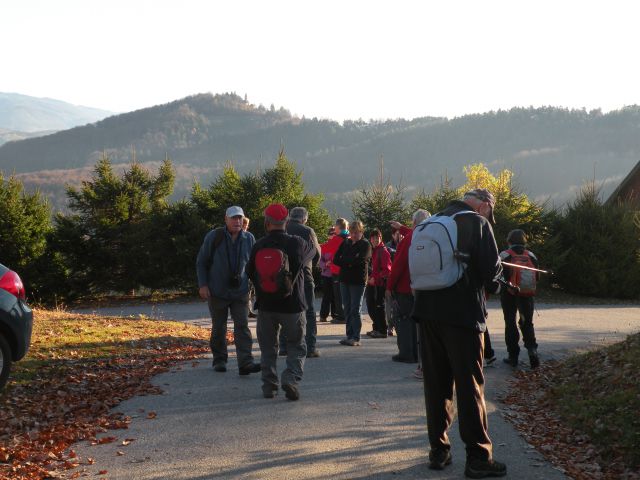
{"left": 196, "top": 206, "right": 260, "bottom": 375}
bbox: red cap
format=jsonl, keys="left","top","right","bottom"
{"left": 264, "top": 203, "right": 289, "bottom": 223}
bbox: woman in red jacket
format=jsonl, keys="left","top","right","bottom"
{"left": 366, "top": 229, "right": 392, "bottom": 338}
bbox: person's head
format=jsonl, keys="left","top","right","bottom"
{"left": 390, "top": 227, "right": 402, "bottom": 244}
{"left": 334, "top": 217, "right": 348, "bottom": 235}
{"left": 412, "top": 209, "right": 431, "bottom": 228}
{"left": 350, "top": 220, "right": 365, "bottom": 241}
{"left": 369, "top": 228, "right": 382, "bottom": 247}
{"left": 507, "top": 229, "right": 527, "bottom": 246}
{"left": 463, "top": 189, "right": 496, "bottom": 225}
{"left": 290, "top": 206, "right": 308, "bottom": 224}
{"left": 224, "top": 206, "right": 245, "bottom": 234}
{"left": 327, "top": 226, "right": 336, "bottom": 240}
{"left": 263, "top": 203, "right": 289, "bottom": 232}
{"left": 242, "top": 217, "right": 250, "bottom": 231}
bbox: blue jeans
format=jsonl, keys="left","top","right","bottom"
{"left": 340, "top": 283, "right": 366, "bottom": 341}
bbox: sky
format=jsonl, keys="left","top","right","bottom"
{"left": 2, "top": 0, "right": 639, "bottom": 121}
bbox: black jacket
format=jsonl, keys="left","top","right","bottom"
{"left": 246, "top": 230, "right": 316, "bottom": 313}
{"left": 333, "top": 238, "right": 372, "bottom": 285}
{"left": 412, "top": 200, "right": 503, "bottom": 331}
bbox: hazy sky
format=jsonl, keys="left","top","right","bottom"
{"left": 2, "top": 0, "right": 639, "bottom": 121}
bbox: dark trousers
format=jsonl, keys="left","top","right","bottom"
{"left": 484, "top": 328, "right": 495, "bottom": 359}
{"left": 365, "top": 285, "right": 387, "bottom": 333}
{"left": 500, "top": 293, "right": 537, "bottom": 358}
{"left": 319, "top": 275, "right": 336, "bottom": 319}
{"left": 208, "top": 295, "right": 254, "bottom": 368}
{"left": 418, "top": 318, "right": 493, "bottom": 461}
{"left": 394, "top": 293, "right": 418, "bottom": 362}
{"left": 279, "top": 278, "right": 317, "bottom": 353}
{"left": 332, "top": 274, "right": 345, "bottom": 320}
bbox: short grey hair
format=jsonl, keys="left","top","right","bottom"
{"left": 412, "top": 209, "right": 431, "bottom": 225}
{"left": 290, "top": 206, "right": 308, "bottom": 223}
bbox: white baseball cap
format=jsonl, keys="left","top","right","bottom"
{"left": 225, "top": 206, "right": 245, "bottom": 217}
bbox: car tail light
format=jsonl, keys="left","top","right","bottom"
{"left": 0, "top": 270, "right": 25, "bottom": 300}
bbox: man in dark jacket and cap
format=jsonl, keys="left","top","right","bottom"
{"left": 411, "top": 188, "right": 507, "bottom": 478}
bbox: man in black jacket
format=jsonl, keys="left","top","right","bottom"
{"left": 246, "top": 204, "right": 316, "bottom": 401}
{"left": 412, "top": 189, "right": 507, "bottom": 478}
{"left": 279, "top": 207, "right": 321, "bottom": 357}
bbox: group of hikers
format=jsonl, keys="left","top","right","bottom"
{"left": 195, "top": 188, "right": 543, "bottom": 479}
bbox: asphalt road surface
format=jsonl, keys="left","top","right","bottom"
{"left": 71, "top": 300, "right": 640, "bottom": 479}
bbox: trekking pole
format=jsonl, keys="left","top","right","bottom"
{"left": 501, "top": 261, "right": 553, "bottom": 275}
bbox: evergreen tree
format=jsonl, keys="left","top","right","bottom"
{"left": 54, "top": 155, "right": 175, "bottom": 295}
{"left": 351, "top": 158, "right": 408, "bottom": 240}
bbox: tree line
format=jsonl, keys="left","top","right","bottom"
{"left": 1, "top": 152, "right": 639, "bottom": 303}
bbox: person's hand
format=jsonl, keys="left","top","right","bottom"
{"left": 367, "top": 277, "right": 375, "bottom": 286}
{"left": 389, "top": 220, "right": 402, "bottom": 230}
{"left": 199, "top": 286, "right": 210, "bottom": 300}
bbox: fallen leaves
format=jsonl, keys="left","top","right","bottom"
{"left": 501, "top": 332, "right": 640, "bottom": 480}
{"left": 0, "top": 309, "right": 210, "bottom": 480}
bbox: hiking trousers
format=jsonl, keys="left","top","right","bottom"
{"left": 257, "top": 310, "right": 306, "bottom": 389}
{"left": 418, "top": 318, "right": 493, "bottom": 462}
{"left": 500, "top": 293, "right": 537, "bottom": 358}
{"left": 319, "top": 275, "right": 336, "bottom": 319}
{"left": 394, "top": 293, "right": 418, "bottom": 362}
{"left": 278, "top": 279, "right": 317, "bottom": 353}
{"left": 208, "top": 295, "right": 255, "bottom": 368}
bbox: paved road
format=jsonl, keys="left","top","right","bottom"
{"left": 71, "top": 300, "right": 640, "bottom": 479}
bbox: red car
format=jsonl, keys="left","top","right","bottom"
{"left": 0, "top": 263, "right": 33, "bottom": 390}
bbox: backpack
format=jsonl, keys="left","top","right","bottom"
{"left": 409, "top": 210, "right": 476, "bottom": 290}
{"left": 505, "top": 249, "right": 537, "bottom": 297}
{"left": 254, "top": 241, "right": 296, "bottom": 299}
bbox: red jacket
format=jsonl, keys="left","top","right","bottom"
{"left": 386, "top": 225, "right": 413, "bottom": 295}
{"left": 323, "top": 234, "right": 346, "bottom": 275}
{"left": 369, "top": 243, "right": 392, "bottom": 287}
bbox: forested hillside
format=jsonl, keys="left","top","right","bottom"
{"left": 1, "top": 92, "right": 639, "bottom": 213}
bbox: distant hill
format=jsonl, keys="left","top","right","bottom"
{"left": 1, "top": 92, "right": 639, "bottom": 214}
{"left": 0, "top": 128, "right": 56, "bottom": 147}
{"left": 0, "top": 92, "right": 113, "bottom": 133}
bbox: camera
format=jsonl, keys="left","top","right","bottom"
{"left": 228, "top": 274, "right": 241, "bottom": 289}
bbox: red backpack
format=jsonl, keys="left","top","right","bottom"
{"left": 254, "top": 243, "right": 295, "bottom": 299}
{"left": 506, "top": 249, "right": 537, "bottom": 297}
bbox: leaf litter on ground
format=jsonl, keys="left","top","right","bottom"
{"left": 0, "top": 309, "right": 212, "bottom": 480}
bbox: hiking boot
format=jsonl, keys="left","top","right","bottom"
{"left": 528, "top": 348, "right": 540, "bottom": 369}
{"left": 282, "top": 384, "right": 300, "bottom": 401}
{"left": 345, "top": 338, "right": 360, "bottom": 346}
{"left": 248, "top": 311, "right": 257, "bottom": 318}
{"left": 387, "top": 327, "right": 394, "bottom": 337}
{"left": 502, "top": 356, "right": 518, "bottom": 367}
{"left": 213, "top": 362, "right": 227, "bottom": 372}
{"left": 239, "top": 362, "right": 261, "bottom": 375}
{"left": 392, "top": 354, "right": 417, "bottom": 364}
{"left": 412, "top": 366, "right": 423, "bottom": 380}
{"left": 306, "top": 350, "right": 321, "bottom": 358}
{"left": 464, "top": 458, "right": 506, "bottom": 478}
{"left": 428, "top": 448, "right": 452, "bottom": 470}
{"left": 330, "top": 318, "right": 346, "bottom": 324}
{"left": 319, "top": 316, "right": 328, "bottom": 322}
{"left": 369, "top": 331, "right": 388, "bottom": 338}
{"left": 484, "top": 353, "right": 496, "bottom": 367}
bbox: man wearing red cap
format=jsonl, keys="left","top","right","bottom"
{"left": 246, "top": 203, "right": 316, "bottom": 401}
{"left": 411, "top": 189, "right": 507, "bottom": 478}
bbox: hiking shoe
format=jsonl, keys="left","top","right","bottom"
{"left": 484, "top": 353, "right": 496, "bottom": 367}
{"left": 213, "top": 362, "right": 227, "bottom": 372}
{"left": 369, "top": 331, "right": 388, "bottom": 338}
{"left": 345, "top": 339, "right": 361, "bottom": 346}
{"left": 248, "top": 311, "right": 257, "bottom": 318}
{"left": 464, "top": 458, "right": 506, "bottom": 478}
{"left": 239, "top": 362, "right": 261, "bottom": 375}
{"left": 330, "top": 318, "right": 346, "bottom": 324}
{"left": 502, "top": 356, "right": 518, "bottom": 367}
{"left": 306, "top": 350, "right": 321, "bottom": 358}
{"left": 528, "top": 348, "right": 540, "bottom": 369}
{"left": 339, "top": 338, "right": 351, "bottom": 345}
{"left": 428, "top": 448, "right": 452, "bottom": 470}
{"left": 387, "top": 328, "right": 395, "bottom": 336}
{"left": 412, "top": 366, "right": 423, "bottom": 380}
{"left": 282, "top": 384, "right": 300, "bottom": 401}
{"left": 319, "top": 316, "right": 329, "bottom": 322}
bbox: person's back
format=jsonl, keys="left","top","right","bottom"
{"left": 499, "top": 229, "right": 540, "bottom": 369}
